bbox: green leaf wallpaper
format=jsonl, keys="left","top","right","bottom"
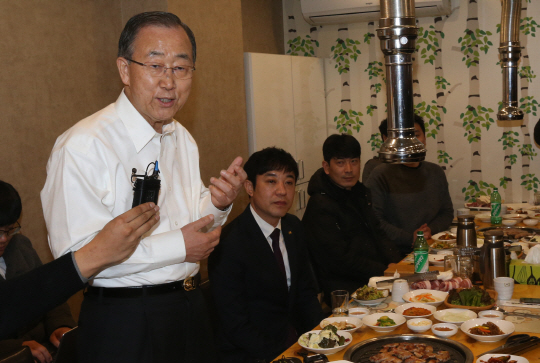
{"left": 283, "top": 0, "right": 540, "bottom": 209}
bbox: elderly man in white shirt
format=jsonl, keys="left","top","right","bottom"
{"left": 41, "top": 11, "right": 246, "bottom": 363}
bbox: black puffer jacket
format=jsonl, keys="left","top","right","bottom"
{"left": 302, "top": 169, "right": 401, "bottom": 301}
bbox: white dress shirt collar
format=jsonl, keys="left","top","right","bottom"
{"left": 115, "top": 90, "right": 177, "bottom": 153}
{"left": 250, "top": 204, "right": 282, "bottom": 238}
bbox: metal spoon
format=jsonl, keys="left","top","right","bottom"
{"left": 494, "top": 306, "right": 540, "bottom": 319}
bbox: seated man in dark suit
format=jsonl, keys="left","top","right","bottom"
{"left": 0, "top": 180, "right": 76, "bottom": 363}
{"left": 209, "top": 147, "right": 324, "bottom": 363}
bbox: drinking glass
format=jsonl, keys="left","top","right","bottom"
{"left": 458, "top": 256, "right": 473, "bottom": 279}
{"left": 444, "top": 255, "right": 457, "bottom": 272}
{"left": 331, "top": 290, "right": 349, "bottom": 317}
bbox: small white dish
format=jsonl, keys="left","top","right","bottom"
{"left": 428, "top": 254, "right": 445, "bottom": 266}
{"left": 477, "top": 354, "right": 529, "bottom": 363}
{"left": 348, "top": 307, "right": 370, "bottom": 318}
{"left": 475, "top": 214, "right": 492, "bottom": 223}
{"left": 298, "top": 330, "right": 352, "bottom": 355}
{"left": 362, "top": 313, "right": 406, "bottom": 333}
{"left": 503, "top": 214, "right": 528, "bottom": 223}
{"left": 431, "top": 323, "right": 458, "bottom": 338}
{"left": 432, "top": 232, "right": 457, "bottom": 243}
{"left": 320, "top": 316, "right": 363, "bottom": 333}
{"left": 478, "top": 310, "right": 504, "bottom": 320}
{"left": 523, "top": 218, "right": 539, "bottom": 226}
{"left": 460, "top": 318, "right": 515, "bottom": 342}
{"left": 395, "top": 303, "right": 436, "bottom": 320}
{"left": 433, "top": 308, "right": 477, "bottom": 326}
{"left": 502, "top": 219, "right": 518, "bottom": 226}
{"left": 402, "top": 289, "right": 448, "bottom": 307}
{"left": 407, "top": 318, "right": 432, "bottom": 333}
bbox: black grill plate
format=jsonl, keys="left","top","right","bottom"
{"left": 343, "top": 334, "right": 473, "bottom": 363}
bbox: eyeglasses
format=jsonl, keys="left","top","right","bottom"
{"left": 126, "top": 58, "right": 196, "bottom": 80}
{"left": 0, "top": 221, "right": 20, "bottom": 239}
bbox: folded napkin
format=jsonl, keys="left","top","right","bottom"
{"left": 524, "top": 244, "right": 540, "bottom": 264}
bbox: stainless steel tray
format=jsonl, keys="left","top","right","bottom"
{"left": 343, "top": 334, "right": 474, "bottom": 363}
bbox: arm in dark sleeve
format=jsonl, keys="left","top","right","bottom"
{"left": 19, "top": 239, "right": 77, "bottom": 337}
{"left": 426, "top": 168, "right": 454, "bottom": 234}
{"left": 365, "top": 173, "right": 412, "bottom": 246}
{"left": 303, "top": 197, "right": 388, "bottom": 280}
{"left": 0, "top": 253, "right": 85, "bottom": 340}
{"left": 290, "top": 224, "right": 324, "bottom": 334}
{"left": 208, "top": 237, "right": 285, "bottom": 359}
{"left": 0, "top": 338, "right": 26, "bottom": 356}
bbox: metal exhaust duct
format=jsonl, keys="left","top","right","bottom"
{"left": 497, "top": 0, "right": 523, "bottom": 122}
{"left": 377, "top": 0, "right": 426, "bottom": 163}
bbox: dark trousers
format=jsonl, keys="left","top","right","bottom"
{"left": 77, "top": 287, "right": 216, "bottom": 363}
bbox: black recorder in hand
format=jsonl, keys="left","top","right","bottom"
{"left": 131, "top": 161, "right": 161, "bottom": 208}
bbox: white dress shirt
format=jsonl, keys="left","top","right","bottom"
{"left": 0, "top": 257, "right": 6, "bottom": 279}
{"left": 41, "top": 90, "right": 230, "bottom": 287}
{"left": 249, "top": 205, "right": 291, "bottom": 288}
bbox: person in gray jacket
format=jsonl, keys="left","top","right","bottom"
{"left": 365, "top": 115, "right": 454, "bottom": 258}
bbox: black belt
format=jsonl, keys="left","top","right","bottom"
{"left": 85, "top": 274, "right": 200, "bottom": 298}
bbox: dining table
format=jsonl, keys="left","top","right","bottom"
{"left": 275, "top": 216, "right": 540, "bottom": 362}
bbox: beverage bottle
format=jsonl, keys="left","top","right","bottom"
{"left": 491, "top": 188, "right": 502, "bottom": 224}
{"left": 414, "top": 231, "right": 429, "bottom": 273}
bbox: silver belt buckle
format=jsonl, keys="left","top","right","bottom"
{"left": 183, "top": 276, "right": 196, "bottom": 291}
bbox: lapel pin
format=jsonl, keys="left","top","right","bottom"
{"left": 288, "top": 231, "right": 292, "bottom": 234}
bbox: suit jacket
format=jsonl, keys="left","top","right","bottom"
{"left": 208, "top": 206, "right": 324, "bottom": 363}
{"left": 0, "top": 235, "right": 76, "bottom": 353}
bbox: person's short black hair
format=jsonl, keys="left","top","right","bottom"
{"left": 379, "top": 120, "right": 387, "bottom": 139}
{"left": 379, "top": 114, "right": 426, "bottom": 138}
{"left": 322, "top": 134, "right": 361, "bottom": 162}
{"left": 0, "top": 180, "right": 22, "bottom": 227}
{"left": 118, "top": 11, "right": 197, "bottom": 62}
{"left": 244, "top": 147, "right": 299, "bottom": 189}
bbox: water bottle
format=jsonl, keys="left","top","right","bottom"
{"left": 414, "top": 231, "right": 429, "bottom": 273}
{"left": 491, "top": 188, "right": 502, "bottom": 224}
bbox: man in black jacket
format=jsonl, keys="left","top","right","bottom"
{"left": 302, "top": 134, "right": 401, "bottom": 304}
{"left": 209, "top": 147, "right": 323, "bottom": 363}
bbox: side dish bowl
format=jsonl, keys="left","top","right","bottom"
{"left": 477, "top": 354, "right": 529, "bottom": 363}
{"left": 348, "top": 307, "right": 370, "bottom": 318}
{"left": 298, "top": 330, "right": 353, "bottom": 355}
{"left": 362, "top": 313, "right": 406, "bottom": 333}
{"left": 320, "top": 316, "right": 363, "bottom": 333}
{"left": 431, "top": 323, "right": 458, "bottom": 338}
{"left": 353, "top": 288, "right": 389, "bottom": 306}
{"left": 394, "top": 303, "right": 436, "bottom": 320}
{"left": 460, "top": 318, "right": 515, "bottom": 342}
{"left": 503, "top": 214, "right": 528, "bottom": 223}
{"left": 523, "top": 218, "right": 539, "bottom": 226}
{"left": 407, "top": 318, "right": 432, "bottom": 333}
{"left": 475, "top": 214, "right": 492, "bottom": 223}
{"left": 478, "top": 310, "right": 504, "bottom": 319}
{"left": 433, "top": 308, "right": 477, "bottom": 326}
{"left": 402, "top": 289, "right": 448, "bottom": 307}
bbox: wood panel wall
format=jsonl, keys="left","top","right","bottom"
{"left": 0, "top": 0, "right": 283, "bottom": 319}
